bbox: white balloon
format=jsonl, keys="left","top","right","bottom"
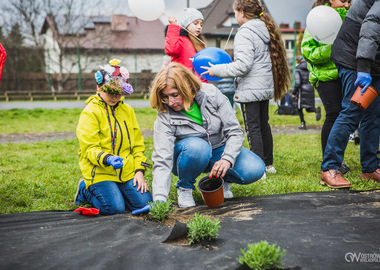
{"left": 128, "top": 0, "right": 165, "bottom": 21}
{"left": 306, "top": 5, "right": 342, "bottom": 45}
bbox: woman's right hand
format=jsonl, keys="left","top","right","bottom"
{"left": 168, "top": 16, "right": 177, "bottom": 25}
{"left": 209, "top": 159, "right": 231, "bottom": 179}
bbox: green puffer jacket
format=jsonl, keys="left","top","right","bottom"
{"left": 76, "top": 94, "right": 147, "bottom": 188}
{"left": 301, "top": 6, "right": 348, "bottom": 88}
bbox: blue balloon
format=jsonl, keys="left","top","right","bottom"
{"left": 192, "top": 47, "right": 232, "bottom": 81}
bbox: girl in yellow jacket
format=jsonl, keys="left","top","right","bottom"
{"left": 75, "top": 59, "right": 152, "bottom": 215}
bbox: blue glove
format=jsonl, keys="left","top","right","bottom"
{"left": 107, "top": 156, "right": 124, "bottom": 169}
{"left": 354, "top": 72, "right": 372, "bottom": 94}
{"left": 131, "top": 205, "right": 151, "bottom": 215}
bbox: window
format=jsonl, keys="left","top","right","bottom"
{"left": 220, "top": 15, "right": 239, "bottom": 28}
{"left": 285, "top": 40, "right": 295, "bottom": 50}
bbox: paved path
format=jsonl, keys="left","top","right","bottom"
{"left": 0, "top": 100, "right": 151, "bottom": 110}
{"left": 0, "top": 126, "right": 321, "bottom": 144}
{"left": 0, "top": 98, "right": 322, "bottom": 110}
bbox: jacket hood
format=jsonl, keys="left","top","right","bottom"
{"left": 85, "top": 94, "right": 122, "bottom": 108}
{"left": 298, "top": 61, "right": 308, "bottom": 71}
{"left": 241, "top": 19, "right": 270, "bottom": 44}
{"left": 85, "top": 94, "right": 103, "bottom": 106}
{"left": 164, "top": 25, "right": 188, "bottom": 38}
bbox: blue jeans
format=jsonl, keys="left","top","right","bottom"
{"left": 172, "top": 137, "right": 266, "bottom": 189}
{"left": 321, "top": 65, "right": 380, "bottom": 173}
{"left": 83, "top": 180, "right": 152, "bottom": 215}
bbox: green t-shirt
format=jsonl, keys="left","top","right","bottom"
{"left": 182, "top": 101, "right": 203, "bottom": 125}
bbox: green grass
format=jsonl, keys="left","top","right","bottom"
{"left": 1, "top": 134, "right": 378, "bottom": 214}
{"left": 0, "top": 105, "right": 379, "bottom": 214}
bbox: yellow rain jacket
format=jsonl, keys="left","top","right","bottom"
{"left": 76, "top": 95, "right": 147, "bottom": 188}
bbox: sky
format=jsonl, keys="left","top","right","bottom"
{"left": 0, "top": 0, "right": 314, "bottom": 35}
{"left": 265, "top": 0, "right": 314, "bottom": 27}
{"left": 105, "top": 0, "right": 314, "bottom": 28}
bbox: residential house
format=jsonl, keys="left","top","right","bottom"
{"left": 41, "top": 14, "right": 166, "bottom": 74}
{"left": 40, "top": 0, "right": 306, "bottom": 91}
{"left": 200, "top": 0, "right": 304, "bottom": 65}
{"left": 40, "top": 13, "right": 166, "bottom": 91}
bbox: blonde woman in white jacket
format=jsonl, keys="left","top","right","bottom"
{"left": 150, "top": 62, "right": 265, "bottom": 208}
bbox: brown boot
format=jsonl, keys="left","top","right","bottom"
{"left": 320, "top": 169, "right": 351, "bottom": 188}
{"left": 360, "top": 168, "right": 380, "bottom": 182}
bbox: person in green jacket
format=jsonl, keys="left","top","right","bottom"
{"left": 301, "top": 0, "right": 351, "bottom": 174}
{"left": 74, "top": 59, "right": 152, "bottom": 215}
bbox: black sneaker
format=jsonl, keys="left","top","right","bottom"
{"left": 316, "top": 107, "right": 322, "bottom": 121}
{"left": 338, "top": 163, "right": 351, "bottom": 175}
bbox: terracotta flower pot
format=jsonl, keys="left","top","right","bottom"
{"left": 350, "top": 85, "right": 379, "bottom": 110}
{"left": 198, "top": 176, "right": 224, "bottom": 208}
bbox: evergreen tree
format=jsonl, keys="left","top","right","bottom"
{"left": 7, "top": 23, "right": 24, "bottom": 48}
{"left": 0, "top": 27, "right": 5, "bottom": 44}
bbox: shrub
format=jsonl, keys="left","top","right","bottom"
{"left": 237, "top": 240, "right": 286, "bottom": 270}
{"left": 187, "top": 213, "right": 221, "bottom": 245}
{"left": 148, "top": 200, "right": 174, "bottom": 222}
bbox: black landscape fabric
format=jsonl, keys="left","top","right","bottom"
{"left": 1, "top": 190, "right": 380, "bottom": 270}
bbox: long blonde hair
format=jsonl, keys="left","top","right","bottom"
{"left": 233, "top": 0, "right": 290, "bottom": 101}
{"left": 150, "top": 62, "right": 202, "bottom": 112}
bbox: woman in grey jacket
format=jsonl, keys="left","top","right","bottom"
{"left": 201, "top": 0, "right": 290, "bottom": 177}
{"left": 150, "top": 62, "right": 265, "bottom": 208}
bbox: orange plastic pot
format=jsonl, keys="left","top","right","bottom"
{"left": 350, "top": 85, "right": 379, "bottom": 110}
{"left": 198, "top": 176, "right": 224, "bottom": 208}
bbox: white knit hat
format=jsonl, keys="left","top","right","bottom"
{"left": 179, "top": 8, "right": 204, "bottom": 28}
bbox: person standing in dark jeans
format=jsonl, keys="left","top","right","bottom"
{"left": 292, "top": 57, "right": 321, "bottom": 130}
{"left": 321, "top": 0, "right": 380, "bottom": 187}
{"left": 301, "top": 0, "right": 351, "bottom": 174}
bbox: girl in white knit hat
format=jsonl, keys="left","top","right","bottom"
{"left": 164, "top": 8, "right": 207, "bottom": 82}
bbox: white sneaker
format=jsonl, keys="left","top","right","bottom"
{"left": 261, "top": 172, "right": 267, "bottom": 180}
{"left": 348, "top": 134, "right": 355, "bottom": 142}
{"left": 266, "top": 165, "right": 277, "bottom": 174}
{"left": 223, "top": 182, "right": 233, "bottom": 199}
{"left": 177, "top": 187, "right": 195, "bottom": 208}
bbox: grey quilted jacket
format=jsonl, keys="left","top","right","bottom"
{"left": 151, "top": 83, "right": 244, "bottom": 201}
{"left": 212, "top": 19, "right": 274, "bottom": 103}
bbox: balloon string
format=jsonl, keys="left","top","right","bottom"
{"left": 179, "top": 25, "right": 206, "bottom": 46}
{"left": 163, "top": 12, "right": 206, "bottom": 46}
{"left": 223, "top": 28, "right": 234, "bottom": 51}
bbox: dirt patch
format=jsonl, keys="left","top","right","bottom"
{"left": 134, "top": 200, "right": 263, "bottom": 247}
{"left": 131, "top": 200, "right": 263, "bottom": 228}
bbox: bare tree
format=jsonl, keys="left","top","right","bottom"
{"left": 1, "top": 0, "right": 103, "bottom": 91}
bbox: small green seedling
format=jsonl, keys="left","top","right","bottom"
{"left": 187, "top": 212, "right": 221, "bottom": 245}
{"left": 237, "top": 240, "right": 286, "bottom": 270}
{"left": 148, "top": 200, "right": 174, "bottom": 222}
